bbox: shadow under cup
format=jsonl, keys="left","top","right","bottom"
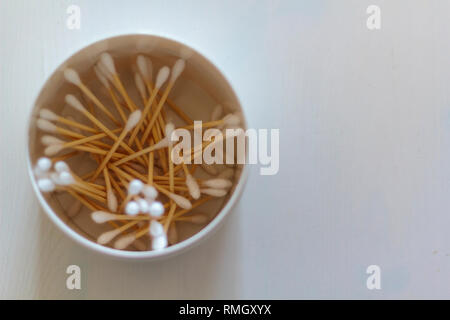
{"left": 27, "top": 34, "right": 248, "bottom": 260}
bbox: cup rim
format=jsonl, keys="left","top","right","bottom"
{"left": 26, "top": 33, "right": 249, "bottom": 260}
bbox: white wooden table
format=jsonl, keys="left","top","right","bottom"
{"left": 1, "top": 0, "right": 450, "bottom": 299}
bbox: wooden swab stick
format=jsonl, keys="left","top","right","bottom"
{"left": 140, "top": 59, "right": 185, "bottom": 145}
{"left": 103, "top": 168, "right": 118, "bottom": 212}
{"left": 128, "top": 67, "right": 169, "bottom": 146}
{"left": 137, "top": 55, "right": 193, "bottom": 125}
{"left": 91, "top": 110, "right": 141, "bottom": 181}
{"left": 65, "top": 94, "right": 146, "bottom": 165}
{"left": 39, "top": 108, "right": 98, "bottom": 133}
{"left": 99, "top": 53, "right": 139, "bottom": 112}
{"left": 94, "top": 65, "right": 128, "bottom": 124}
{"left": 64, "top": 68, "right": 121, "bottom": 126}
{"left": 97, "top": 220, "right": 139, "bottom": 245}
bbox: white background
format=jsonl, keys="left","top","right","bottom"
{"left": 1, "top": 0, "right": 450, "bottom": 299}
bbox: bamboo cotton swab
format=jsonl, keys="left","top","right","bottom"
{"left": 91, "top": 110, "right": 142, "bottom": 180}
{"left": 64, "top": 68, "right": 120, "bottom": 126}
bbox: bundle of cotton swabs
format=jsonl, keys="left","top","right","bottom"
{"left": 33, "top": 52, "right": 241, "bottom": 251}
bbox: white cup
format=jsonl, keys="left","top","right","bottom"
{"left": 26, "top": 34, "right": 248, "bottom": 260}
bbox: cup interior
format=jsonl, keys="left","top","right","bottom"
{"left": 27, "top": 34, "right": 247, "bottom": 259}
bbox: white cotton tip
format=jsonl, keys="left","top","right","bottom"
{"left": 41, "top": 135, "right": 64, "bottom": 146}
{"left": 58, "top": 171, "right": 75, "bottom": 186}
{"left": 91, "top": 211, "right": 115, "bottom": 224}
{"left": 151, "top": 137, "right": 170, "bottom": 151}
{"left": 142, "top": 185, "right": 157, "bottom": 199}
{"left": 37, "top": 157, "right": 52, "bottom": 172}
{"left": 107, "top": 190, "right": 118, "bottom": 212}
{"left": 137, "top": 198, "right": 150, "bottom": 213}
{"left": 201, "top": 188, "right": 228, "bottom": 197}
{"left": 165, "top": 122, "right": 175, "bottom": 138}
{"left": 94, "top": 65, "right": 110, "bottom": 88}
{"left": 149, "top": 220, "right": 164, "bottom": 237}
{"left": 170, "top": 59, "right": 185, "bottom": 83}
{"left": 202, "top": 178, "right": 232, "bottom": 189}
{"left": 37, "top": 118, "right": 57, "bottom": 133}
{"left": 152, "top": 234, "right": 168, "bottom": 250}
{"left": 37, "top": 178, "right": 55, "bottom": 192}
{"left": 125, "top": 110, "right": 142, "bottom": 132}
{"left": 128, "top": 179, "right": 144, "bottom": 195}
{"left": 222, "top": 113, "right": 241, "bottom": 126}
{"left": 149, "top": 201, "right": 164, "bottom": 217}
{"left": 96, "top": 62, "right": 113, "bottom": 81}
{"left": 218, "top": 168, "right": 234, "bottom": 179}
{"left": 186, "top": 174, "right": 200, "bottom": 199}
{"left": 134, "top": 72, "right": 147, "bottom": 99}
{"left": 200, "top": 164, "right": 219, "bottom": 176}
{"left": 185, "top": 213, "right": 209, "bottom": 224}
{"left": 54, "top": 161, "right": 70, "bottom": 173}
{"left": 114, "top": 233, "right": 136, "bottom": 250}
{"left": 211, "top": 104, "right": 223, "bottom": 121}
{"left": 97, "top": 228, "right": 122, "bottom": 245}
{"left": 44, "top": 144, "right": 64, "bottom": 156}
{"left": 137, "top": 55, "right": 152, "bottom": 82}
{"left": 168, "top": 223, "right": 177, "bottom": 245}
{"left": 67, "top": 200, "right": 82, "bottom": 217}
{"left": 168, "top": 193, "right": 192, "bottom": 210}
{"left": 65, "top": 94, "right": 86, "bottom": 112}
{"left": 64, "top": 68, "right": 81, "bottom": 86}
{"left": 125, "top": 201, "right": 140, "bottom": 215}
{"left": 100, "top": 52, "right": 116, "bottom": 75}
{"left": 155, "top": 66, "right": 170, "bottom": 89}
{"left": 39, "top": 109, "right": 58, "bottom": 121}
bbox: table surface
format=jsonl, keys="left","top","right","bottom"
{"left": 2, "top": 0, "right": 450, "bottom": 299}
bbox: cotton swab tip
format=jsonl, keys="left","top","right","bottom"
{"left": 107, "top": 190, "right": 118, "bottom": 212}
{"left": 54, "top": 161, "right": 70, "bottom": 173}
{"left": 186, "top": 174, "right": 200, "bottom": 199}
{"left": 91, "top": 211, "right": 114, "bottom": 224}
{"left": 201, "top": 188, "right": 228, "bottom": 197}
{"left": 44, "top": 144, "right": 64, "bottom": 156}
{"left": 97, "top": 229, "right": 121, "bottom": 245}
{"left": 168, "top": 193, "right": 192, "bottom": 210}
{"left": 136, "top": 55, "right": 152, "bottom": 81}
{"left": 37, "top": 119, "right": 57, "bottom": 133}
{"left": 65, "top": 94, "right": 86, "bottom": 112}
{"left": 149, "top": 220, "right": 164, "bottom": 237}
{"left": 41, "top": 135, "right": 64, "bottom": 146}
{"left": 222, "top": 113, "right": 241, "bottom": 126}
{"left": 100, "top": 52, "right": 116, "bottom": 75}
{"left": 58, "top": 171, "right": 75, "bottom": 185}
{"left": 39, "top": 109, "right": 58, "bottom": 121}
{"left": 94, "top": 65, "right": 110, "bottom": 88}
{"left": 170, "top": 59, "right": 185, "bottom": 82}
{"left": 202, "top": 178, "right": 232, "bottom": 189}
{"left": 114, "top": 233, "right": 136, "bottom": 250}
{"left": 37, "top": 157, "right": 52, "bottom": 172}
{"left": 125, "top": 201, "right": 140, "bottom": 215}
{"left": 134, "top": 72, "right": 146, "bottom": 99}
{"left": 142, "top": 185, "right": 157, "bottom": 199}
{"left": 125, "top": 110, "right": 142, "bottom": 132}
{"left": 128, "top": 179, "right": 144, "bottom": 195}
{"left": 152, "top": 234, "right": 168, "bottom": 250}
{"left": 165, "top": 122, "right": 175, "bottom": 139}
{"left": 149, "top": 201, "right": 164, "bottom": 217}
{"left": 137, "top": 198, "right": 150, "bottom": 213}
{"left": 64, "top": 68, "right": 81, "bottom": 86}
{"left": 155, "top": 66, "right": 170, "bottom": 89}
{"left": 37, "top": 178, "right": 55, "bottom": 192}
